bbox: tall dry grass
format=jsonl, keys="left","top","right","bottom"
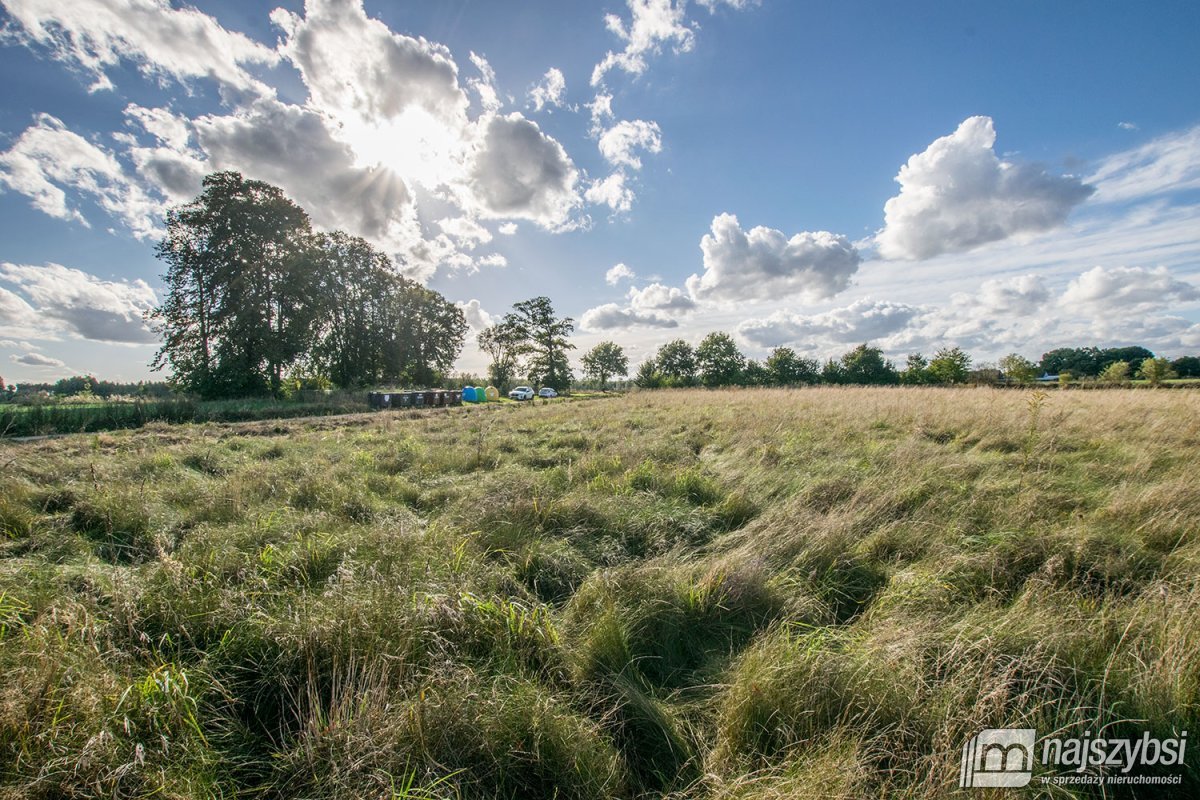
{"left": 1, "top": 386, "right": 1197, "bottom": 798}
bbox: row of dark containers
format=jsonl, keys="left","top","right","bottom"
{"left": 367, "top": 390, "right": 462, "bottom": 409}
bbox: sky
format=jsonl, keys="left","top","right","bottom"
{"left": 1, "top": 0, "right": 1198, "bottom": 383}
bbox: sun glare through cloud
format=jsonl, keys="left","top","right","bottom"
{"left": 337, "top": 104, "right": 466, "bottom": 189}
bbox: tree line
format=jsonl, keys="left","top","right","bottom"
{"left": 150, "top": 172, "right": 466, "bottom": 398}
{"left": 624, "top": 336, "right": 1198, "bottom": 389}
{"left": 0, "top": 376, "right": 173, "bottom": 402}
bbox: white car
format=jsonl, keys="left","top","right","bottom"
{"left": 509, "top": 386, "right": 535, "bottom": 400}
{"left": 538, "top": 387, "right": 558, "bottom": 398}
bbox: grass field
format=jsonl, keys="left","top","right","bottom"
{"left": 0, "top": 395, "right": 373, "bottom": 438}
{"left": 1, "top": 387, "right": 1197, "bottom": 798}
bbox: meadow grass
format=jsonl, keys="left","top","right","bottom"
{"left": 0, "top": 394, "right": 372, "bottom": 438}
{"left": 0, "top": 387, "right": 1197, "bottom": 798}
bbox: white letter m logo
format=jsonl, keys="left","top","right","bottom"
{"left": 960, "top": 728, "right": 1036, "bottom": 788}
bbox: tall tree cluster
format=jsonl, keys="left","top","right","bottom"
{"left": 150, "top": 173, "right": 465, "bottom": 397}
{"left": 1039, "top": 346, "right": 1155, "bottom": 378}
{"left": 478, "top": 296, "right": 576, "bottom": 391}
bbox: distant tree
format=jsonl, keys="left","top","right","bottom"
{"left": 840, "top": 344, "right": 898, "bottom": 385}
{"left": 1058, "top": 370, "right": 1073, "bottom": 389}
{"left": 52, "top": 375, "right": 98, "bottom": 396}
{"left": 1098, "top": 346, "right": 1154, "bottom": 375}
{"left": 581, "top": 341, "right": 629, "bottom": 390}
{"left": 928, "top": 346, "right": 971, "bottom": 384}
{"left": 1041, "top": 347, "right": 1101, "bottom": 378}
{"left": 655, "top": 340, "right": 697, "bottom": 386}
{"left": 695, "top": 332, "right": 745, "bottom": 387}
{"left": 821, "top": 358, "right": 846, "bottom": 384}
{"left": 1138, "top": 357, "right": 1176, "bottom": 387}
{"left": 741, "top": 359, "right": 770, "bottom": 386}
{"left": 1098, "top": 361, "right": 1130, "bottom": 384}
{"left": 1039, "top": 346, "right": 1154, "bottom": 379}
{"left": 900, "top": 353, "right": 930, "bottom": 385}
{"left": 999, "top": 353, "right": 1038, "bottom": 384}
{"left": 1171, "top": 355, "right": 1200, "bottom": 378}
{"left": 967, "top": 366, "right": 1002, "bottom": 385}
{"left": 766, "top": 347, "right": 819, "bottom": 385}
{"left": 507, "top": 296, "right": 575, "bottom": 391}
{"left": 452, "top": 371, "right": 486, "bottom": 387}
{"left": 632, "top": 358, "right": 662, "bottom": 388}
{"left": 478, "top": 321, "right": 524, "bottom": 391}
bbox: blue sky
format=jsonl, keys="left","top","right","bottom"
{"left": 1, "top": 0, "right": 1198, "bottom": 382}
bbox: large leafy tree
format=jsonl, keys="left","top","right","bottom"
{"left": 927, "top": 346, "right": 971, "bottom": 384}
{"left": 1098, "top": 360, "right": 1130, "bottom": 384}
{"left": 478, "top": 321, "right": 525, "bottom": 391}
{"left": 311, "top": 231, "right": 395, "bottom": 388}
{"left": 379, "top": 281, "right": 467, "bottom": 387}
{"left": 1172, "top": 355, "right": 1200, "bottom": 378}
{"left": 1138, "top": 357, "right": 1176, "bottom": 387}
{"left": 151, "top": 171, "right": 317, "bottom": 397}
{"left": 655, "top": 339, "right": 697, "bottom": 386}
{"left": 821, "top": 358, "right": 847, "bottom": 384}
{"left": 998, "top": 353, "right": 1037, "bottom": 384}
{"left": 507, "top": 296, "right": 575, "bottom": 391}
{"left": 900, "top": 353, "right": 931, "bottom": 385}
{"left": 633, "top": 358, "right": 662, "bottom": 388}
{"left": 839, "top": 344, "right": 898, "bottom": 385}
{"left": 766, "top": 347, "right": 819, "bottom": 385}
{"left": 581, "top": 341, "right": 629, "bottom": 390}
{"left": 741, "top": 359, "right": 770, "bottom": 386}
{"left": 695, "top": 332, "right": 746, "bottom": 387}
{"left": 150, "top": 181, "right": 225, "bottom": 396}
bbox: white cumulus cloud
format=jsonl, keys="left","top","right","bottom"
{"left": 585, "top": 172, "right": 636, "bottom": 212}
{"left": 737, "top": 299, "right": 920, "bottom": 349}
{"left": 876, "top": 116, "right": 1094, "bottom": 261}
{"left": 580, "top": 302, "right": 679, "bottom": 331}
{"left": 597, "top": 119, "right": 662, "bottom": 170}
{"left": 580, "top": 279, "right": 695, "bottom": 331}
{"left": 591, "top": 0, "right": 694, "bottom": 86}
{"left": 194, "top": 98, "right": 422, "bottom": 262}
{"left": 974, "top": 274, "right": 1053, "bottom": 316}
{"left": 456, "top": 299, "right": 495, "bottom": 330}
{"left": 0, "top": 287, "right": 46, "bottom": 341}
{"left": 467, "top": 113, "right": 580, "bottom": 228}
{"left": 1060, "top": 265, "right": 1200, "bottom": 314}
{"left": 628, "top": 282, "right": 696, "bottom": 312}
{"left": 687, "top": 213, "right": 861, "bottom": 303}
{"left": 528, "top": 68, "right": 567, "bottom": 111}
{"left": 272, "top": 0, "right": 468, "bottom": 132}
{"left": 467, "top": 52, "right": 502, "bottom": 113}
{"left": 605, "top": 263, "right": 636, "bottom": 285}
